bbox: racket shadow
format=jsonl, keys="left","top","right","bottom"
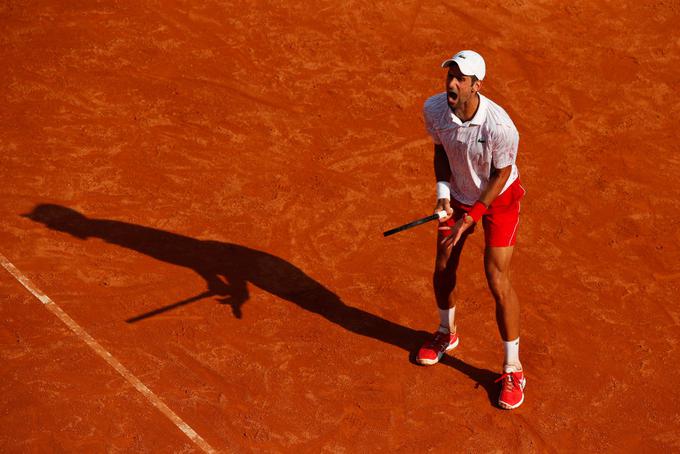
{"left": 23, "top": 203, "right": 496, "bottom": 391}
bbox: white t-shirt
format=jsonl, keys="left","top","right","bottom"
{"left": 423, "top": 92, "right": 519, "bottom": 205}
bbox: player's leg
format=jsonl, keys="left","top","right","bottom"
{"left": 485, "top": 245, "right": 526, "bottom": 409}
{"left": 484, "top": 246, "right": 520, "bottom": 346}
{"left": 482, "top": 182, "right": 526, "bottom": 408}
{"left": 484, "top": 246, "right": 521, "bottom": 350}
{"left": 416, "top": 209, "right": 473, "bottom": 365}
{"left": 433, "top": 225, "right": 470, "bottom": 326}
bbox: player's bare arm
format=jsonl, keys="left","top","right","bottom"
{"left": 433, "top": 143, "right": 453, "bottom": 221}
{"left": 478, "top": 165, "right": 513, "bottom": 207}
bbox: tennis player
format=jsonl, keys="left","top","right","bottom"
{"left": 418, "top": 50, "right": 527, "bottom": 409}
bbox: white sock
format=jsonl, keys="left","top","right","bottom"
{"left": 438, "top": 307, "right": 455, "bottom": 333}
{"left": 503, "top": 338, "right": 521, "bottom": 371}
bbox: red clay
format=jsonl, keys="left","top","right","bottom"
{"left": 1, "top": 1, "right": 680, "bottom": 452}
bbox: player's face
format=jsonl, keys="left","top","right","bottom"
{"left": 446, "top": 64, "right": 476, "bottom": 109}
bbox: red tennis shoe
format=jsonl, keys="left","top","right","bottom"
{"left": 495, "top": 368, "right": 526, "bottom": 409}
{"left": 416, "top": 330, "right": 459, "bottom": 365}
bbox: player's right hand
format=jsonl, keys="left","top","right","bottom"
{"left": 435, "top": 198, "right": 453, "bottom": 222}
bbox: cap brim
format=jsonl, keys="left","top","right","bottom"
{"left": 440, "top": 58, "right": 483, "bottom": 79}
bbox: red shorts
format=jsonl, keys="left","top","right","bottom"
{"left": 439, "top": 179, "right": 526, "bottom": 247}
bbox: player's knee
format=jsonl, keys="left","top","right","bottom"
{"left": 433, "top": 274, "right": 456, "bottom": 300}
{"left": 486, "top": 271, "right": 510, "bottom": 299}
{"left": 433, "top": 267, "right": 456, "bottom": 283}
{"left": 434, "top": 257, "right": 448, "bottom": 274}
{"left": 434, "top": 248, "right": 451, "bottom": 271}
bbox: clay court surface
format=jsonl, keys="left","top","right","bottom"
{"left": 2, "top": 1, "right": 680, "bottom": 452}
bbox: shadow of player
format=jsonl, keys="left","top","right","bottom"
{"left": 24, "top": 204, "right": 500, "bottom": 403}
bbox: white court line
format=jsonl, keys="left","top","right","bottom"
{"left": 0, "top": 253, "right": 216, "bottom": 453}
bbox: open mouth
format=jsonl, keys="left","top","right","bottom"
{"left": 447, "top": 91, "right": 458, "bottom": 101}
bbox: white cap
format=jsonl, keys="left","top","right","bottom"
{"left": 441, "top": 50, "right": 486, "bottom": 80}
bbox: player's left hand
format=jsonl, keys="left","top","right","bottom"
{"left": 440, "top": 214, "right": 474, "bottom": 247}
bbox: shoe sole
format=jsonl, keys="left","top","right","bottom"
{"left": 498, "top": 378, "right": 527, "bottom": 410}
{"left": 416, "top": 338, "right": 459, "bottom": 366}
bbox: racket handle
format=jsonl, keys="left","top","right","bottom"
{"left": 382, "top": 210, "right": 448, "bottom": 237}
